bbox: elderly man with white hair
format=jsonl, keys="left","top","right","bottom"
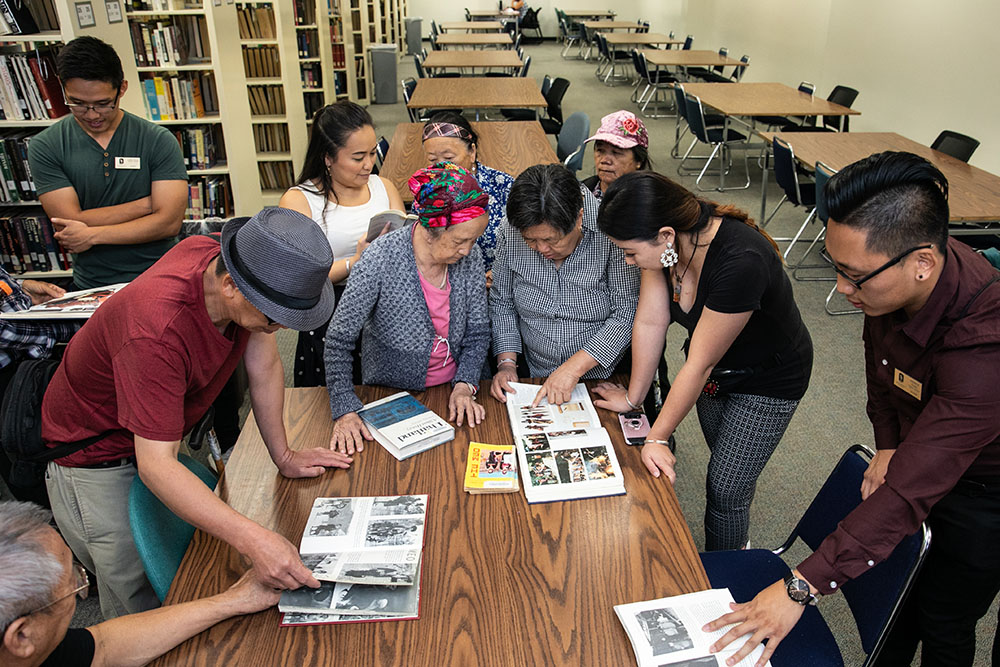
{"left": 0, "top": 501, "right": 279, "bottom": 667}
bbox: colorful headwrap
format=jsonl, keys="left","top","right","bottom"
{"left": 421, "top": 121, "right": 475, "bottom": 145}
{"left": 408, "top": 162, "right": 489, "bottom": 228}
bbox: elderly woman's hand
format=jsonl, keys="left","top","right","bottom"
{"left": 591, "top": 382, "right": 635, "bottom": 413}
{"left": 490, "top": 365, "right": 519, "bottom": 402}
{"left": 531, "top": 364, "right": 581, "bottom": 408}
{"left": 449, "top": 382, "right": 485, "bottom": 428}
{"left": 329, "top": 412, "right": 372, "bottom": 455}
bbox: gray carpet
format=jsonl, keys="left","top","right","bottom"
{"left": 6, "top": 41, "right": 992, "bottom": 666}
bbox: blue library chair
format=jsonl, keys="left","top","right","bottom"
{"left": 684, "top": 92, "right": 749, "bottom": 191}
{"left": 129, "top": 453, "right": 218, "bottom": 601}
{"left": 557, "top": 111, "right": 590, "bottom": 172}
{"left": 700, "top": 445, "right": 932, "bottom": 666}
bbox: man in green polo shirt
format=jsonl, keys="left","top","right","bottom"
{"left": 28, "top": 36, "right": 187, "bottom": 289}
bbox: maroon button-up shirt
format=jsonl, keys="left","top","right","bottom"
{"left": 799, "top": 238, "right": 1000, "bottom": 592}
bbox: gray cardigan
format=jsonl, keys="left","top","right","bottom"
{"left": 324, "top": 226, "right": 490, "bottom": 419}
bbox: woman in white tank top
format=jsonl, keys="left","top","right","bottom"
{"left": 279, "top": 101, "right": 405, "bottom": 386}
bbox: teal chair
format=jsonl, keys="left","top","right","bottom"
{"left": 128, "top": 453, "right": 217, "bottom": 601}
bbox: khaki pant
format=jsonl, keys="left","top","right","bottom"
{"left": 45, "top": 461, "right": 160, "bottom": 619}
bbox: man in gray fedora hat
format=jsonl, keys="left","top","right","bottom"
{"left": 39, "top": 208, "right": 353, "bottom": 619}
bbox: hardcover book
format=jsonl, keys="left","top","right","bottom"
{"left": 504, "top": 382, "right": 626, "bottom": 503}
{"left": 0, "top": 283, "right": 127, "bottom": 320}
{"left": 357, "top": 392, "right": 454, "bottom": 460}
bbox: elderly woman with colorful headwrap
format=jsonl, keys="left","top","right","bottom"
{"left": 324, "top": 163, "right": 491, "bottom": 453}
{"left": 421, "top": 112, "right": 514, "bottom": 273}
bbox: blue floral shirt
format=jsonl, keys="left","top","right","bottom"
{"left": 474, "top": 161, "right": 514, "bottom": 271}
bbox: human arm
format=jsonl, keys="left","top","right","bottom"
{"left": 380, "top": 175, "right": 405, "bottom": 211}
{"left": 452, "top": 247, "right": 490, "bottom": 388}
{"left": 19, "top": 279, "right": 65, "bottom": 304}
{"left": 46, "top": 179, "right": 187, "bottom": 253}
{"left": 703, "top": 569, "right": 817, "bottom": 667}
{"left": 488, "top": 222, "right": 523, "bottom": 402}
{"left": 244, "top": 331, "right": 353, "bottom": 476}
{"left": 88, "top": 569, "right": 280, "bottom": 667}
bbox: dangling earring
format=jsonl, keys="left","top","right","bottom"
{"left": 660, "top": 242, "right": 678, "bottom": 268}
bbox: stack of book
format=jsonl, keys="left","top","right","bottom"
{"left": 186, "top": 176, "right": 231, "bottom": 219}
{"left": 331, "top": 43, "right": 346, "bottom": 69}
{"left": 293, "top": 0, "right": 316, "bottom": 25}
{"left": 0, "top": 209, "right": 70, "bottom": 273}
{"left": 242, "top": 45, "right": 280, "bottom": 78}
{"left": 256, "top": 162, "right": 294, "bottom": 191}
{"left": 296, "top": 30, "right": 318, "bottom": 58}
{"left": 357, "top": 391, "right": 455, "bottom": 461}
{"left": 127, "top": 16, "right": 210, "bottom": 68}
{"left": 0, "top": 132, "right": 41, "bottom": 203}
{"left": 504, "top": 382, "right": 626, "bottom": 503}
{"left": 279, "top": 495, "right": 427, "bottom": 626}
{"left": 139, "top": 72, "right": 218, "bottom": 121}
{"left": 0, "top": 51, "right": 68, "bottom": 121}
{"left": 169, "top": 125, "right": 221, "bottom": 171}
{"left": 236, "top": 4, "right": 276, "bottom": 40}
{"left": 614, "top": 589, "right": 771, "bottom": 666}
{"left": 252, "top": 124, "right": 289, "bottom": 154}
{"left": 0, "top": 0, "right": 57, "bottom": 35}
{"left": 300, "top": 63, "right": 322, "bottom": 89}
{"left": 247, "top": 83, "right": 286, "bottom": 116}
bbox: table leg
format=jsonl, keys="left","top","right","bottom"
{"left": 720, "top": 116, "right": 728, "bottom": 190}
{"left": 760, "top": 148, "right": 770, "bottom": 224}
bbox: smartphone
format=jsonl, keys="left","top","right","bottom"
{"left": 618, "top": 411, "right": 651, "bottom": 446}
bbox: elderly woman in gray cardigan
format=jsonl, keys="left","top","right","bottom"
{"left": 324, "top": 163, "right": 491, "bottom": 453}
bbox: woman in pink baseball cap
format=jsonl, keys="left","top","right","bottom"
{"left": 582, "top": 110, "right": 651, "bottom": 202}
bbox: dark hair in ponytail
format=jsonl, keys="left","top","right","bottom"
{"left": 597, "top": 171, "right": 780, "bottom": 256}
{"left": 296, "top": 101, "right": 374, "bottom": 210}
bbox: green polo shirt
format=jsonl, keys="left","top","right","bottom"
{"left": 28, "top": 111, "right": 188, "bottom": 288}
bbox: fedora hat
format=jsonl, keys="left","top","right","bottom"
{"left": 220, "top": 208, "right": 335, "bottom": 331}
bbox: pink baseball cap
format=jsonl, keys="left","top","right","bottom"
{"left": 585, "top": 110, "right": 649, "bottom": 149}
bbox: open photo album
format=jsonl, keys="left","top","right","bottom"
{"left": 504, "top": 382, "right": 626, "bottom": 503}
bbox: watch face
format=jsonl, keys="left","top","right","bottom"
{"left": 786, "top": 578, "right": 811, "bottom": 603}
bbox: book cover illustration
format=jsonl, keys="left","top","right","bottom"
{"left": 464, "top": 442, "right": 518, "bottom": 494}
{"left": 358, "top": 392, "right": 454, "bottom": 459}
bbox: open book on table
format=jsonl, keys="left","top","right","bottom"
{"left": 615, "top": 589, "right": 772, "bottom": 667}
{"left": 278, "top": 495, "right": 427, "bottom": 625}
{"left": 0, "top": 283, "right": 127, "bottom": 320}
{"left": 504, "top": 382, "right": 625, "bottom": 503}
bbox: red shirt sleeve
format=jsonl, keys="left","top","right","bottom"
{"left": 112, "top": 338, "right": 190, "bottom": 442}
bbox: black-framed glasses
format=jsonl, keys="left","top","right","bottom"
{"left": 64, "top": 90, "right": 120, "bottom": 115}
{"left": 24, "top": 563, "right": 89, "bottom": 617}
{"left": 821, "top": 244, "right": 933, "bottom": 290}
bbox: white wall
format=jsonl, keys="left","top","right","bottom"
{"left": 682, "top": 0, "right": 1000, "bottom": 174}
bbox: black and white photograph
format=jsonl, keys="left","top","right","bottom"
{"left": 279, "top": 581, "right": 337, "bottom": 612}
{"left": 364, "top": 518, "right": 424, "bottom": 547}
{"left": 658, "top": 657, "right": 719, "bottom": 667}
{"left": 371, "top": 495, "right": 426, "bottom": 517}
{"left": 636, "top": 608, "right": 694, "bottom": 656}
{"left": 301, "top": 552, "right": 331, "bottom": 571}
{"left": 307, "top": 498, "right": 355, "bottom": 537}
{"left": 333, "top": 580, "right": 420, "bottom": 616}
{"left": 339, "top": 562, "right": 417, "bottom": 585}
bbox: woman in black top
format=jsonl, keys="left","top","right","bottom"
{"left": 593, "top": 172, "right": 812, "bottom": 551}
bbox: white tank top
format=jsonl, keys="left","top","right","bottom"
{"left": 291, "top": 175, "right": 391, "bottom": 273}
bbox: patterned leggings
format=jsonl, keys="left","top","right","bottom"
{"left": 695, "top": 392, "right": 800, "bottom": 551}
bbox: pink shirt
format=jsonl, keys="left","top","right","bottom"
{"left": 420, "top": 269, "right": 457, "bottom": 387}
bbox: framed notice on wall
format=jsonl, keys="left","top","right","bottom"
{"left": 75, "top": 1, "right": 96, "bottom": 28}
{"left": 105, "top": 0, "right": 123, "bottom": 23}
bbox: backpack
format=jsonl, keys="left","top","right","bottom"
{"left": 1, "top": 359, "right": 104, "bottom": 488}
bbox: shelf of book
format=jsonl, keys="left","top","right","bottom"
{"left": 15, "top": 269, "right": 73, "bottom": 279}
{"left": 0, "top": 31, "right": 62, "bottom": 42}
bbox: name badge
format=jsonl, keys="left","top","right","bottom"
{"left": 893, "top": 368, "right": 922, "bottom": 401}
{"left": 114, "top": 157, "right": 141, "bottom": 170}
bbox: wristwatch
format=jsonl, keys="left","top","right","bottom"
{"left": 783, "top": 572, "right": 818, "bottom": 606}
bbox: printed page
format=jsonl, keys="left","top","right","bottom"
{"left": 615, "top": 590, "right": 770, "bottom": 667}
{"left": 1, "top": 283, "right": 128, "bottom": 320}
{"left": 518, "top": 427, "right": 623, "bottom": 492}
{"left": 504, "top": 382, "right": 602, "bottom": 438}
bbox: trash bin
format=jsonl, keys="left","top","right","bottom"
{"left": 368, "top": 44, "right": 398, "bottom": 104}
{"left": 403, "top": 17, "right": 422, "bottom": 57}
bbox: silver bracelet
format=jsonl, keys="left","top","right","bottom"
{"left": 345, "top": 258, "right": 351, "bottom": 274}
{"left": 624, "top": 392, "right": 641, "bottom": 411}
{"left": 497, "top": 359, "right": 517, "bottom": 367}
{"left": 644, "top": 438, "right": 672, "bottom": 446}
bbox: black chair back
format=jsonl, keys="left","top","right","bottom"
{"left": 773, "top": 137, "right": 805, "bottom": 205}
{"left": 684, "top": 93, "right": 710, "bottom": 143}
{"left": 814, "top": 161, "right": 836, "bottom": 225}
{"left": 931, "top": 130, "right": 980, "bottom": 163}
{"left": 825, "top": 85, "right": 859, "bottom": 131}
{"left": 545, "top": 77, "right": 571, "bottom": 125}
{"left": 682, "top": 34, "right": 693, "bottom": 50}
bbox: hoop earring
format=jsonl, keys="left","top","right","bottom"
{"left": 660, "top": 242, "right": 678, "bottom": 268}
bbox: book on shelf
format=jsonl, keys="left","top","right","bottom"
{"left": 252, "top": 123, "right": 289, "bottom": 153}
{"left": 170, "top": 125, "right": 221, "bottom": 171}
{"left": 0, "top": 50, "right": 67, "bottom": 121}
{"left": 366, "top": 209, "right": 415, "bottom": 242}
{"left": 140, "top": 72, "right": 217, "bottom": 121}
{"left": 356, "top": 391, "right": 455, "bottom": 461}
{"left": 247, "top": 83, "right": 286, "bottom": 116}
{"left": 296, "top": 30, "right": 318, "bottom": 58}
{"left": 464, "top": 442, "right": 518, "bottom": 494}
{"left": 330, "top": 43, "right": 346, "bottom": 68}
{"left": 0, "top": 132, "right": 43, "bottom": 203}
{"left": 614, "top": 589, "right": 772, "bottom": 667}
{"left": 128, "top": 16, "right": 211, "bottom": 68}
{"left": 236, "top": 4, "right": 276, "bottom": 40}
{"left": 0, "top": 0, "right": 39, "bottom": 36}
{"left": 0, "top": 283, "right": 128, "bottom": 320}
{"left": 293, "top": 0, "right": 316, "bottom": 26}
{"left": 278, "top": 495, "right": 427, "bottom": 625}
{"left": 186, "top": 176, "right": 231, "bottom": 219}
{"left": 304, "top": 93, "right": 323, "bottom": 120}
{"left": 256, "top": 161, "right": 294, "bottom": 191}
{"left": 504, "top": 382, "right": 626, "bottom": 503}
{"left": 0, "top": 209, "right": 72, "bottom": 274}
{"left": 242, "top": 45, "right": 279, "bottom": 78}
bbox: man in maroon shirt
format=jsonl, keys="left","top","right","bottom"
{"left": 41, "top": 209, "right": 353, "bottom": 619}
{"left": 706, "top": 152, "right": 1000, "bottom": 666}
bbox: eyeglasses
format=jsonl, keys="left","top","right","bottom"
{"left": 64, "top": 90, "right": 120, "bottom": 115}
{"left": 24, "top": 563, "right": 89, "bottom": 617}
{"left": 820, "top": 244, "right": 933, "bottom": 290}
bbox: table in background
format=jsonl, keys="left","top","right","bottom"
{"left": 437, "top": 33, "right": 513, "bottom": 48}
{"left": 150, "top": 385, "right": 709, "bottom": 667}
{"left": 407, "top": 77, "right": 546, "bottom": 121}
{"left": 469, "top": 9, "right": 514, "bottom": 18}
{"left": 681, "top": 82, "right": 860, "bottom": 190}
{"left": 382, "top": 121, "right": 558, "bottom": 204}
{"left": 581, "top": 20, "right": 640, "bottom": 30}
{"left": 601, "top": 33, "right": 684, "bottom": 82}
{"left": 759, "top": 131, "right": 1000, "bottom": 227}
{"left": 422, "top": 50, "right": 522, "bottom": 75}
{"left": 563, "top": 9, "right": 616, "bottom": 19}
{"left": 440, "top": 21, "right": 504, "bottom": 31}
{"left": 642, "top": 48, "right": 749, "bottom": 73}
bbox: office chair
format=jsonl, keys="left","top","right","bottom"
{"left": 700, "top": 445, "right": 931, "bottom": 666}
{"left": 930, "top": 130, "right": 979, "bottom": 163}
{"left": 557, "top": 111, "right": 590, "bottom": 172}
{"left": 684, "top": 92, "right": 750, "bottom": 191}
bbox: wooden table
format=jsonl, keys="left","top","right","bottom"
{"left": 600, "top": 33, "right": 684, "bottom": 84}
{"left": 642, "top": 48, "right": 748, "bottom": 69}
{"left": 422, "top": 50, "right": 522, "bottom": 73}
{"left": 564, "top": 9, "right": 616, "bottom": 18}
{"left": 581, "top": 20, "right": 639, "bottom": 30}
{"left": 381, "top": 121, "right": 558, "bottom": 204}
{"left": 682, "top": 82, "right": 860, "bottom": 190}
{"left": 759, "top": 131, "right": 1000, "bottom": 226}
{"left": 440, "top": 21, "right": 504, "bottom": 31}
{"left": 469, "top": 9, "right": 513, "bottom": 18}
{"left": 437, "top": 33, "right": 513, "bottom": 48}
{"left": 151, "top": 385, "right": 709, "bottom": 667}
{"left": 407, "top": 77, "right": 546, "bottom": 121}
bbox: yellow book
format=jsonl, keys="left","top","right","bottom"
{"left": 464, "top": 442, "right": 518, "bottom": 494}
{"left": 152, "top": 76, "right": 172, "bottom": 120}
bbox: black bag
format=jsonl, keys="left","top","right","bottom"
{"left": 1, "top": 359, "right": 103, "bottom": 488}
